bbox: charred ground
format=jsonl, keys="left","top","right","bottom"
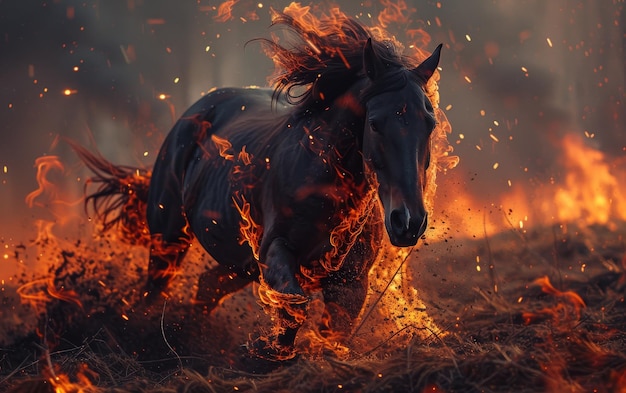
{"left": 1, "top": 221, "right": 625, "bottom": 392}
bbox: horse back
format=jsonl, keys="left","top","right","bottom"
{"left": 147, "top": 87, "right": 286, "bottom": 275}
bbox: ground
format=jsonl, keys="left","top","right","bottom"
{"left": 1, "top": 220, "right": 625, "bottom": 392}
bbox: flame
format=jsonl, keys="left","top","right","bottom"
{"left": 232, "top": 192, "right": 263, "bottom": 261}
{"left": 45, "top": 362, "right": 97, "bottom": 393}
{"left": 522, "top": 276, "right": 586, "bottom": 326}
{"left": 322, "top": 185, "right": 378, "bottom": 272}
{"left": 25, "top": 156, "right": 82, "bottom": 226}
{"left": 238, "top": 145, "right": 253, "bottom": 165}
{"left": 214, "top": 0, "right": 238, "bottom": 22}
{"left": 17, "top": 277, "right": 83, "bottom": 313}
{"left": 25, "top": 156, "right": 64, "bottom": 207}
{"left": 503, "top": 134, "right": 626, "bottom": 231}
{"left": 377, "top": 0, "right": 411, "bottom": 28}
{"left": 553, "top": 134, "right": 626, "bottom": 226}
{"left": 431, "top": 131, "right": 625, "bottom": 242}
{"left": 211, "top": 134, "right": 235, "bottom": 161}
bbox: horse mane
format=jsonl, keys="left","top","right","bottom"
{"left": 257, "top": 11, "right": 418, "bottom": 109}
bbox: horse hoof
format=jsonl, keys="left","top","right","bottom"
{"left": 235, "top": 336, "right": 298, "bottom": 374}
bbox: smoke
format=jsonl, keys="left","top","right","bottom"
{"left": 0, "top": 0, "right": 623, "bottom": 278}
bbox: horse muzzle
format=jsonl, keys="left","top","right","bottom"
{"left": 386, "top": 204, "right": 428, "bottom": 247}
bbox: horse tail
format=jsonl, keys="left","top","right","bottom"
{"left": 67, "top": 140, "right": 152, "bottom": 246}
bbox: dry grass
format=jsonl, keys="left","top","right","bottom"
{"left": 2, "top": 223, "right": 625, "bottom": 392}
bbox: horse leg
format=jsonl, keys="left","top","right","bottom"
{"left": 250, "top": 237, "right": 308, "bottom": 360}
{"left": 145, "top": 181, "right": 192, "bottom": 299}
{"left": 320, "top": 219, "right": 383, "bottom": 343}
{"left": 195, "top": 264, "right": 252, "bottom": 312}
{"left": 320, "top": 267, "right": 369, "bottom": 341}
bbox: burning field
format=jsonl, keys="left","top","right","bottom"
{"left": 1, "top": 1, "right": 625, "bottom": 392}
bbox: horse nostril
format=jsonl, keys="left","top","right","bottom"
{"left": 390, "top": 209, "right": 409, "bottom": 235}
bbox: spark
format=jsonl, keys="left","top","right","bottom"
{"left": 3, "top": 166, "right": 7, "bottom": 173}
{"left": 489, "top": 134, "right": 499, "bottom": 142}
{"left": 493, "top": 162, "right": 499, "bottom": 170}
{"left": 546, "top": 37, "right": 553, "bottom": 47}
{"left": 143, "top": 151, "right": 149, "bottom": 157}
{"left": 464, "top": 75, "right": 472, "bottom": 83}
{"left": 465, "top": 34, "right": 471, "bottom": 42}
{"left": 205, "top": 45, "right": 211, "bottom": 52}
{"left": 445, "top": 104, "right": 452, "bottom": 110}
{"left": 479, "top": 110, "right": 485, "bottom": 116}
{"left": 173, "top": 77, "right": 180, "bottom": 84}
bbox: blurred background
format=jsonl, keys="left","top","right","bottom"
{"left": 0, "top": 0, "right": 623, "bottom": 277}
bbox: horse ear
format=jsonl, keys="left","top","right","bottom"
{"left": 363, "top": 38, "right": 385, "bottom": 81}
{"left": 412, "top": 43, "right": 443, "bottom": 83}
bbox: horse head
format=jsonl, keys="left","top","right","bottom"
{"left": 361, "top": 39, "right": 442, "bottom": 247}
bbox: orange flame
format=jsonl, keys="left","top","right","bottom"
{"left": 45, "top": 362, "right": 97, "bottom": 393}
{"left": 232, "top": 192, "right": 263, "bottom": 261}
{"left": 237, "top": 145, "right": 253, "bottom": 165}
{"left": 322, "top": 185, "right": 378, "bottom": 272}
{"left": 211, "top": 134, "right": 235, "bottom": 161}
{"left": 25, "top": 156, "right": 65, "bottom": 208}
{"left": 377, "top": 0, "right": 411, "bottom": 28}
{"left": 522, "top": 276, "right": 586, "bottom": 325}
{"left": 498, "top": 134, "right": 626, "bottom": 233}
{"left": 214, "top": 0, "right": 238, "bottom": 22}
{"left": 553, "top": 134, "right": 626, "bottom": 226}
{"left": 17, "top": 277, "right": 83, "bottom": 312}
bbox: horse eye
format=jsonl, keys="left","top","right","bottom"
{"left": 369, "top": 121, "right": 381, "bottom": 134}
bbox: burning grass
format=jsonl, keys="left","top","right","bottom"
{"left": 1, "top": 221, "right": 625, "bottom": 392}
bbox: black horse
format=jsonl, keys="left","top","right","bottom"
{"left": 73, "top": 13, "right": 442, "bottom": 361}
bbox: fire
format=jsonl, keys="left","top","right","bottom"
{"left": 522, "top": 276, "right": 586, "bottom": 326}
{"left": 25, "top": 156, "right": 65, "bottom": 208}
{"left": 232, "top": 192, "right": 263, "bottom": 261}
{"left": 502, "top": 134, "right": 626, "bottom": 231}
{"left": 25, "top": 156, "right": 82, "bottom": 228}
{"left": 377, "top": 0, "right": 411, "bottom": 28}
{"left": 214, "top": 0, "right": 238, "bottom": 22}
{"left": 553, "top": 134, "right": 626, "bottom": 226}
{"left": 17, "top": 278, "right": 59, "bottom": 312}
{"left": 211, "top": 134, "right": 235, "bottom": 161}
{"left": 44, "top": 363, "right": 97, "bottom": 393}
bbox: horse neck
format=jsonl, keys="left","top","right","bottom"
{"left": 301, "top": 80, "right": 369, "bottom": 189}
